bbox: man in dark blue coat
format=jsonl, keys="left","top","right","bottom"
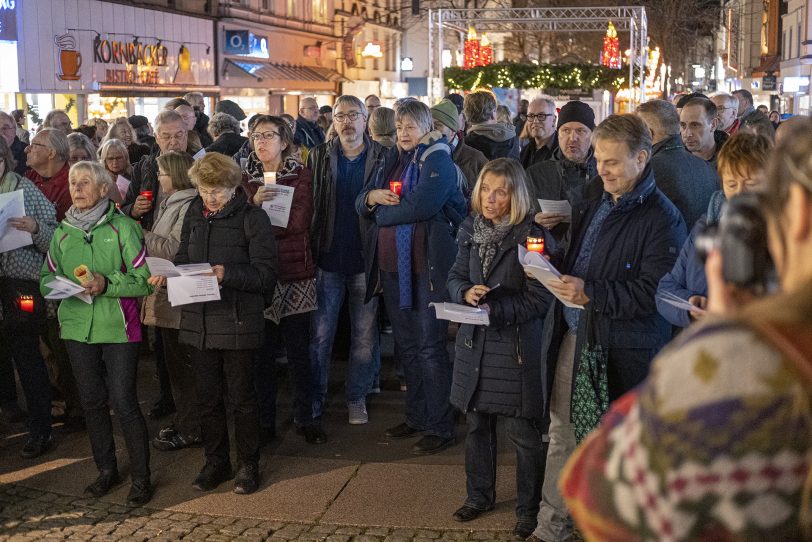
{"left": 527, "top": 114, "right": 687, "bottom": 542}
{"left": 294, "top": 97, "right": 326, "bottom": 149}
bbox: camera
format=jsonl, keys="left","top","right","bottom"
{"left": 695, "top": 193, "right": 774, "bottom": 290}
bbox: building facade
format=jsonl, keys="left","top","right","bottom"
{"left": 779, "top": 0, "right": 811, "bottom": 115}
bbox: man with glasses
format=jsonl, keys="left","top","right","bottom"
{"left": 294, "top": 97, "right": 325, "bottom": 149}
{"left": 520, "top": 98, "right": 559, "bottom": 170}
{"left": 711, "top": 93, "right": 741, "bottom": 135}
{"left": 24, "top": 128, "right": 72, "bottom": 220}
{"left": 309, "top": 95, "right": 393, "bottom": 427}
{"left": 0, "top": 111, "right": 27, "bottom": 175}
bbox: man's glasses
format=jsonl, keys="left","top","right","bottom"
{"left": 333, "top": 112, "right": 364, "bottom": 123}
{"left": 527, "top": 113, "right": 554, "bottom": 122}
{"left": 157, "top": 131, "right": 186, "bottom": 142}
{"left": 28, "top": 142, "right": 49, "bottom": 150}
{"left": 250, "top": 131, "right": 280, "bottom": 142}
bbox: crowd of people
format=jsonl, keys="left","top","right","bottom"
{"left": 0, "top": 86, "right": 810, "bottom": 540}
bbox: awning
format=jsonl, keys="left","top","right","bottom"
{"left": 223, "top": 59, "right": 350, "bottom": 92}
{"left": 99, "top": 84, "right": 220, "bottom": 97}
{"left": 753, "top": 54, "right": 781, "bottom": 75}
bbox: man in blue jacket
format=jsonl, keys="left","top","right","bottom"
{"left": 528, "top": 114, "right": 687, "bottom": 542}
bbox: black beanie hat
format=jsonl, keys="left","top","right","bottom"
{"left": 557, "top": 101, "right": 595, "bottom": 131}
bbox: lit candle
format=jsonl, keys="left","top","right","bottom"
{"left": 140, "top": 190, "right": 153, "bottom": 202}
{"left": 526, "top": 237, "right": 545, "bottom": 254}
{"left": 18, "top": 296, "right": 34, "bottom": 314}
{"left": 389, "top": 181, "right": 403, "bottom": 196}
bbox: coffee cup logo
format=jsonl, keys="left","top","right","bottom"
{"left": 55, "top": 33, "right": 82, "bottom": 81}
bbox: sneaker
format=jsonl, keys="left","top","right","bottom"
{"left": 348, "top": 400, "right": 368, "bottom": 425}
{"left": 233, "top": 463, "right": 260, "bottom": 495}
{"left": 20, "top": 434, "right": 54, "bottom": 459}
{"left": 157, "top": 425, "right": 177, "bottom": 440}
{"left": 84, "top": 470, "right": 122, "bottom": 498}
{"left": 152, "top": 432, "right": 202, "bottom": 452}
{"left": 192, "top": 461, "right": 234, "bottom": 492}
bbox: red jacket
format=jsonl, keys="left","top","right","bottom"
{"left": 241, "top": 158, "right": 315, "bottom": 283}
{"left": 26, "top": 163, "right": 71, "bottom": 221}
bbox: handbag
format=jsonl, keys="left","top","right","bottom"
{"left": 0, "top": 276, "right": 47, "bottom": 330}
{"left": 570, "top": 308, "right": 610, "bottom": 444}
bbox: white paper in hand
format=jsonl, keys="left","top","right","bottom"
{"left": 0, "top": 190, "right": 33, "bottom": 253}
{"left": 537, "top": 199, "right": 572, "bottom": 221}
{"left": 518, "top": 244, "right": 584, "bottom": 309}
{"left": 261, "top": 185, "right": 295, "bottom": 228}
{"left": 167, "top": 275, "right": 221, "bottom": 307}
{"left": 657, "top": 291, "right": 706, "bottom": 315}
{"left": 192, "top": 148, "right": 206, "bottom": 161}
{"left": 115, "top": 175, "right": 131, "bottom": 199}
{"left": 146, "top": 257, "right": 212, "bottom": 277}
{"left": 430, "top": 302, "right": 490, "bottom": 325}
{"left": 43, "top": 276, "right": 93, "bottom": 304}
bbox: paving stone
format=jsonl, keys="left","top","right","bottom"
{"left": 414, "top": 530, "right": 441, "bottom": 539}
{"left": 333, "top": 526, "right": 363, "bottom": 536}
{"left": 324, "top": 535, "right": 351, "bottom": 542}
{"left": 310, "top": 524, "right": 337, "bottom": 534}
{"left": 211, "top": 516, "right": 237, "bottom": 526}
{"left": 439, "top": 532, "right": 473, "bottom": 540}
{"left": 353, "top": 535, "right": 384, "bottom": 542}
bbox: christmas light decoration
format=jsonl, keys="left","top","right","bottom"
{"left": 444, "top": 63, "right": 628, "bottom": 92}
{"left": 464, "top": 26, "right": 480, "bottom": 69}
{"left": 600, "top": 22, "right": 621, "bottom": 70}
{"left": 479, "top": 34, "right": 493, "bottom": 66}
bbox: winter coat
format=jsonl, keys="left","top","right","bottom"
{"left": 465, "top": 123, "right": 520, "bottom": 160}
{"left": 650, "top": 134, "right": 719, "bottom": 229}
{"left": 174, "top": 189, "right": 277, "bottom": 351}
{"left": 356, "top": 132, "right": 469, "bottom": 303}
{"left": 452, "top": 140, "right": 488, "bottom": 192}
{"left": 294, "top": 117, "right": 325, "bottom": 149}
{"left": 540, "top": 166, "right": 687, "bottom": 404}
{"left": 40, "top": 201, "right": 152, "bottom": 344}
{"left": 241, "top": 157, "right": 315, "bottom": 283}
{"left": 207, "top": 132, "right": 248, "bottom": 157}
{"left": 127, "top": 142, "right": 151, "bottom": 165}
{"left": 519, "top": 134, "right": 559, "bottom": 170}
{"left": 309, "top": 134, "right": 392, "bottom": 262}
{"left": 11, "top": 137, "right": 27, "bottom": 176}
{"left": 25, "top": 163, "right": 71, "bottom": 221}
{"left": 656, "top": 220, "right": 708, "bottom": 328}
{"left": 122, "top": 152, "right": 159, "bottom": 229}
{"left": 447, "top": 214, "right": 555, "bottom": 419}
{"left": 526, "top": 148, "right": 597, "bottom": 247}
{"left": 140, "top": 188, "right": 197, "bottom": 329}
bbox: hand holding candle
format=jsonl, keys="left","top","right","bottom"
{"left": 389, "top": 181, "right": 403, "bottom": 197}
{"left": 526, "top": 237, "right": 545, "bottom": 254}
{"left": 140, "top": 190, "right": 153, "bottom": 202}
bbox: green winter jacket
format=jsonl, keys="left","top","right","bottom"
{"left": 40, "top": 200, "right": 152, "bottom": 344}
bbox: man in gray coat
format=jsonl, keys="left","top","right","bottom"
{"left": 430, "top": 98, "right": 487, "bottom": 190}
{"left": 637, "top": 99, "right": 719, "bottom": 228}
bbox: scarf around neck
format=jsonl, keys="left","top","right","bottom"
{"left": 0, "top": 171, "right": 21, "bottom": 194}
{"left": 473, "top": 214, "right": 513, "bottom": 279}
{"left": 65, "top": 198, "right": 110, "bottom": 233}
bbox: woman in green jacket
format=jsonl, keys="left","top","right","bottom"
{"left": 40, "top": 161, "right": 153, "bottom": 506}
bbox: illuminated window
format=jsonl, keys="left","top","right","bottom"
{"left": 312, "top": 0, "right": 327, "bottom": 23}
{"left": 286, "top": 0, "right": 297, "bottom": 17}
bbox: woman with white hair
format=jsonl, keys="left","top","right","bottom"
{"left": 40, "top": 161, "right": 153, "bottom": 506}
{"left": 67, "top": 132, "right": 97, "bottom": 166}
{"left": 103, "top": 118, "right": 150, "bottom": 165}
{"left": 205, "top": 112, "right": 246, "bottom": 157}
{"left": 98, "top": 138, "right": 131, "bottom": 205}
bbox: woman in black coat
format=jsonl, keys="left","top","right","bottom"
{"left": 150, "top": 152, "right": 277, "bottom": 496}
{"left": 446, "top": 158, "right": 554, "bottom": 540}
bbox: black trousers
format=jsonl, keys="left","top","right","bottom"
{"left": 191, "top": 347, "right": 260, "bottom": 467}
{"left": 161, "top": 328, "right": 199, "bottom": 439}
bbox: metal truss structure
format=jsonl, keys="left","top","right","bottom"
{"left": 427, "top": 6, "right": 648, "bottom": 105}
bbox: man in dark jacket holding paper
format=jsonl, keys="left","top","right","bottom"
{"left": 527, "top": 114, "right": 686, "bottom": 542}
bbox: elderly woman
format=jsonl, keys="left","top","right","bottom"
{"left": 103, "top": 119, "right": 150, "bottom": 165}
{"left": 154, "top": 153, "right": 277, "bottom": 495}
{"left": 357, "top": 100, "right": 468, "bottom": 455}
{"left": 206, "top": 112, "right": 247, "bottom": 157}
{"left": 241, "top": 115, "right": 322, "bottom": 444}
{"left": 369, "top": 106, "right": 397, "bottom": 149}
{"left": 67, "top": 132, "right": 97, "bottom": 166}
{"left": 40, "top": 161, "right": 153, "bottom": 505}
{"left": 446, "top": 158, "right": 554, "bottom": 539}
{"left": 98, "top": 138, "right": 130, "bottom": 205}
{"left": 0, "top": 138, "right": 57, "bottom": 459}
{"left": 140, "top": 151, "right": 199, "bottom": 452}
{"left": 657, "top": 132, "right": 772, "bottom": 327}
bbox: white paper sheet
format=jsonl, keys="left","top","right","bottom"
{"left": 430, "top": 302, "right": 490, "bottom": 325}
{"left": 145, "top": 257, "right": 212, "bottom": 277}
{"left": 167, "top": 275, "right": 221, "bottom": 307}
{"left": 657, "top": 291, "right": 706, "bottom": 315}
{"left": 518, "top": 244, "right": 584, "bottom": 309}
{"left": 0, "top": 190, "right": 33, "bottom": 253}
{"left": 192, "top": 148, "right": 206, "bottom": 161}
{"left": 115, "top": 175, "right": 131, "bottom": 199}
{"left": 537, "top": 199, "right": 572, "bottom": 221}
{"left": 261, "top": 185, "right": 295, "bottom": 228}
{"left": 43, "top": 276, "right": 93, "bottom": 304}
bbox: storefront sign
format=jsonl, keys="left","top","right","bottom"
{"left": 92, "top": 36, "right": 168, "bottom": 84}
{"left": 361, "top": 42, "right": 383, "bottom": 58}
{"left": 0, "top": 0, "right": 18, "bottom": 41}
{"left": 343, "top": 16, "right": 364, "bottom": 69}
{"left": 224, "top": 30, "right": 268, "bottom": 59}
{"left": 762, "top": 75, "right": 777, "bottom": 91}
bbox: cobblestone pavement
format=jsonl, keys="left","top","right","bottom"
{"left": 0, "top": 485, "right": 520, "bottom": 542}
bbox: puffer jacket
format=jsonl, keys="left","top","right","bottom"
{"left": 40, "top": 201, "right": 152, "bottom": 344}
{"left": 241, "top": 156, "right": 315, "bottom": 283}
{"left": 174, "top": 189, "right": 277, "bottom": 351}
{"left": 447, "top": 214, "right": 555, "bottom": 419}
{"left": 140, "top": 187, "right": 197, "bottom": 329}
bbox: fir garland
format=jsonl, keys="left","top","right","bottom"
{"left": 444, "top": 62, "right": 628, "bottom": 92}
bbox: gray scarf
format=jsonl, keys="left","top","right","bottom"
{"left": 473, "top": 214, "right": 513, "bottom": 279}
{"left": 65, "top": 198, "right": 110, "bottom": 233}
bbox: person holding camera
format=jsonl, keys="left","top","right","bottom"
{"left": 560, "top": 117, "right": 812, "bottom": 541}
{"left": 656, "top": 132, "right": 772, "bottom": 328}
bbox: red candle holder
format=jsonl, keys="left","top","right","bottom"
{"left": 18, "top": 296, "right": 34, "bottom": 313}
{"left": 140, "top": 190, "right": 153, "bottom": 202}
{"left": 389, "top": 181, "right": 403, "bottom": 196}
{"left": 526, "top": 237, "right": 545, "bottom": 254}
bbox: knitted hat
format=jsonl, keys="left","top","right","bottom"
{"left": 431, "top": 99, "right": 459, "bottom": 132}
{"left": 557, "top": 101, "right": 595, "bottom": 130}
{"left": 128, "top": 115, "right": 149, "bottom": 129}
{"left": 215, "top": 99, "right": 247, "bottom": 121}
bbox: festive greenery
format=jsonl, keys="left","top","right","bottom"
{"left": 444, "top": 62, "right": 627, "bottom": 92}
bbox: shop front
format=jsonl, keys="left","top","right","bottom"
{"left": 11, "top": 0, "right": 216, "bottom": 130}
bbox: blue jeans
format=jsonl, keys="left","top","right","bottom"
{"left": 380, "top": 272, "right": 454, "bottom": 438}
{"left": 65, "top": 340, "right": 150, "bottom": 481}
{"left": 310, "top": 268, "right": 379, "bottom": 418}
{"left": 0, "top": 328, "right": 51, "bottom": 438}
{"left": 464, "top": 412, "right": 546, "bottom": 525}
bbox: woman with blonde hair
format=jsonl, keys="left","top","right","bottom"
{"left": 103, "top": 119, "right": 150, "bottom": 164}
{"left": 97, "top": 138, "right": 131, "bottom": 204}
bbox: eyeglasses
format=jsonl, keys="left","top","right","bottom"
{"left": 105, "top": 155, "right": 127, "bottom": 163}
{"left": 300, "top": 106, "right": 318, "bottom": 112}
{"left": 199, "top": 187, "right": 231, "bottom": 199}
{"left": 334, "top": 112, "right": 364, "bottom": 123}
{"left": 157, "top": 131, "right": 186, "bottom": 142}
{"left": 250, "top": 131, "right": 280, "bottom": 142}
{"left": 717, "top": 107, "right": 734, "bottom": 112}
{"left": 527, "top": 113, "right": 554, "bottom": 122}
{"left": 157, "top": 173, "right": 171, "bottom": 179}
{"left": 28, "top": 142, "right": 49, "bottom": 150}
